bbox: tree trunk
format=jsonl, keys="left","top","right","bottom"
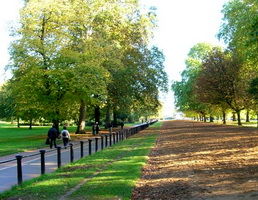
{"left": 236, "top": 110, "right": 242, "bottom": 126}
{"left": 232, "top": 112, "right": 236, "bottom": 121}
{"left": 222, "top": 111, "right": 226, "bottom": 124}
{"left": 52, "top": 119, "right": 59, "bottom": 134}
{"left": 209, "top": 115, "right": 214, "bottom": 122}
{"left": 29, "top": 118, "right": 32, "bottom": 129}
{"left": 52, "top": 110, "right": 60, "bottom": 133}
{"left": 105, "top": 103, "right": 111, "bottom": 128}
{"left": 17, "top": 117, "right": 20, "bottom": 128}
{"left": 94, "top": 106, "right": 100, "bottom": 124}
{"left": 76, "top": 100, "right": 86, "bottom": 134}
{"left": 203, "top": 114, "right": 206, "bottom": 122}
{"left": 246, "top": 109, "right": 250, "bottom": 122}
{"left": 257, "top": 114, "right": 258, "bottom": 128}
{"left": 113, "top": 109, "right": 118, "bottom": 127}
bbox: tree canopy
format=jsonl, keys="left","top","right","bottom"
{"left": 1, "top": 0, "right": 168, "bottom": 130}
{"left": 172, "top": 0, "right": 258, "bottom": 125}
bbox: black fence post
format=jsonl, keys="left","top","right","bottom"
{"left": 57, "top": 146, "right": 61, "bottom": 168}
{"left": 121, "top": 130, "right": 124, "bottom": 140}
{"left": 80, "top": 141, "right": 84, "bottom": 158}
{"left": 101, "top": 136, "right": 104, "bottom": 150}
{"left": 88, "top": 139, "right": 92, "bottom": 155}
{"left": 105, "top": 135, "right": 108, "bottom": 147}
{"left": 39, "top": 150, "right": 46, "bottom": 175}
{"left": 116, "top": 132, "right": 119, "bottom": 142}
{"left": 125, "top": 129, "right": 128, "bottom": 139}
{"left": 95, "top": 138, "right": 98, "bottom": 152}
{"left": 70, "top": 143, "right": 74, "bottom": 163}
{"left": 128, "top": 129, "right": 131, "bottom": 137}
{"left": 16, "top": 155, "right": 23, "bottom": 185}
{"left": 113, "top": 133, "right": 116, "bottom": 144}
{"left": 109, "top": 134, "right": 112, "bottom": 146}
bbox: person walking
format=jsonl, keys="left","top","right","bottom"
{"left": 92, "top": 122, "right": 100, "bottom": 135}
{"left": 108, "top": 121, "right": 113, "bottom": 134}
{"left": 120, "top": 121, "right": 124, "bottom": 129}
{"left": 61, "top": 126, "right": 70, "bottom": 147}
{"left": 95, "top": 122, "right": 100, "bottom": 134}
{"left": 47, "top": 125, "right": 58, "bottom": 149}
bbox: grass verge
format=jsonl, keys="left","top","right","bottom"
{"left": 0, "top": 122, "right": 161, "bottom": 200}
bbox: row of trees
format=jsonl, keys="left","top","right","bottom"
{"left": 0, "top": 0, "right": 168, "bottom": 132}
{"left": 172, "top": 0, "right": 258, "bottom": 125}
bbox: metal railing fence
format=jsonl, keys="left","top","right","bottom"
{"left": 0, "top": 121, "right": 157, "bottom": 188}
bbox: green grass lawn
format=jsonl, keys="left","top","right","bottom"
{"left": 0, "top": 126, "right": 50, "bottom": 156}
{"left": 0, "top": 122, "right": 162, "bottom": 200}
{"left": 0, "top": 122, "right": 142, "bottom": 157}
{"left": 0, "top": 125, "right": 85, "bottom": 157}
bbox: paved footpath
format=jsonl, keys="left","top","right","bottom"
{"left": 0, "top": 137, "right": 105, "bottom": 193}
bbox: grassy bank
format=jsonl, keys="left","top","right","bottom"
{"left": 0, "top": 122, "right": 162, "bottom": 200}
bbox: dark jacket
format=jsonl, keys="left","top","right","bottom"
{"left": 48, "top": 127, "right": 58, "bottom": 139}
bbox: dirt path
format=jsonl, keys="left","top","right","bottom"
{"left": 132, "top": 120, "right": 258, "bottom": 200}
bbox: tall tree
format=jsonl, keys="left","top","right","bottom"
{"left": 8, "top": 0, "right": 80, "bottom": 131}
{"left": 8, "top": 0, "right": 158, "bottom": 133}
{"left": 219, "top": 0, "right": 258, "bottom": 64}
{"left": 172, "top": 43, "right": 214, "bottom": 119}
{"left": 249, "top": 77, "right": 258, "bottom": 126}
{"left": 195, "top": 48, "right": 249, "bottom": 125}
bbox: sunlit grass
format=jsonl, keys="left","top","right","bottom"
{"left": 69, "top": 134, "right": 157, "bottom": 200}
{"left": 213, "top": 120, "right": 258, "bottom": 127}
{"left": 0, "top": 125, "right": 160, "bottom": 200}
{"left": 149, "top": 121, "right": 163, "bottom": 128}
{"left": 0, "top": 126, "right": 59, "bottom": 156}
{"left": 0, "top": 122, "right": 140, "bottom": 156}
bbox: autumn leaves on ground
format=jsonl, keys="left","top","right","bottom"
{"left": 133, "top": 120, "right": 258, "bottom": 200}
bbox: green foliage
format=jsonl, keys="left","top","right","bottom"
{"left": 249, "top": 77, "right": 258, "bottom": 100}
{"left": 194, "top": 48, "right": 250, "bottom": 125}
{"left": 172, "top": 43, "right": 214, "bottom": 117}
{"left": 3, "top": 0, "right": 167, "bottom": 127}
{"left": 219, "top": 0, "right": 258, "bottom": 63}
{"left": 0, "top": 85, "right": 15, "bottom": 120}
{"left": 104, "top": 44, "right": 168, "bottom": 124}
{"left": 173, "top": 1, "right": 258, "bottom": 121}
{"left": 249, "top": 77, "right": 258, "bottom": 114}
